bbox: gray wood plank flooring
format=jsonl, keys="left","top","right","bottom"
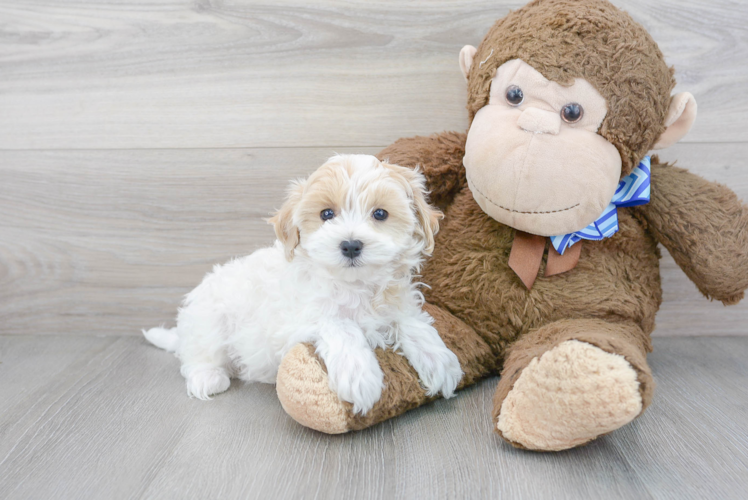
{"left": 0, "top": 335, "right": 746, "bottom": 500}
{"left": 1, "top": 1, "right": 747, "bottom": 498}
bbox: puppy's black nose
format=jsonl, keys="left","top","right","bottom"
{"left": 340, "top": 240, "right": 363, "bottom": 259}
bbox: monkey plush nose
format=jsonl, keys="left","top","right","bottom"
{"left": 340, "top": 240, "right": 363, "bottom": 259}
{"left": 517, "top": 107, "right": 561, "bottom": 135}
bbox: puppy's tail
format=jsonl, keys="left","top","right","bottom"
{"left": 143, "top": 326, "right": 180, "bottom": 353}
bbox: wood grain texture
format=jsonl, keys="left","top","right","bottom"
{"left": 0, "top": 0, "right": 746, "bottom": 149}
{"left": 1, "top": 1, "right": 746, "bottom": 497}
{"left": 0, "top": 147, "right": 371, "bottom": 335}
{"left": 0, "top": 335, "right": 746, "bottom": 499}
{"left": 1, "top": 143, "right": 747, "bottom": 336}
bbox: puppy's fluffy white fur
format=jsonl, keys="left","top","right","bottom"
{"left": 144, "top": 154, "right": 463, "bottom": 414}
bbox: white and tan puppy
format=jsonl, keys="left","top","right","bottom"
{"left": 144, "top": 154, "right": 463, "bottom": 414}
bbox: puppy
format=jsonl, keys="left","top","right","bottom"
{"left": 144, "top": 154, "right": 463, "bottom": 414}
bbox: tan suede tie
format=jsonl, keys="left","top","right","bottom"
{"left": 508, "top": 231, "right": 582, "bottom": 289}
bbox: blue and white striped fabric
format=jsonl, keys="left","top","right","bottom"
{"left": 550, "top": 156, "right": 651, "bottom": 255}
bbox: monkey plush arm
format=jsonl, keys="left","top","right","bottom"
{"left": 377, "top": 131, "right": 467, "bottom": 210}
{"left": 637, "top": 159, "right": 748, "bottom": 305}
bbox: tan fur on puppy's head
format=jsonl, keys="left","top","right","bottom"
{"left": 380, "top": 162, "right": 442, "bottom": 256}
{"left": 269, "top": 180, "right": 304, "bottom": 261}
{"left": 269, "top": 155, "right": 442, "bottom": 278}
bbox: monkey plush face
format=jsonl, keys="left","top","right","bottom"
{"left": 459, "top": 0, "right": 698, "bottom": 237}
{"left": 463, "top": 59, "right": 621, "bottom": 236}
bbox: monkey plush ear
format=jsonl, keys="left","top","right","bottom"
{"left": 653, "top": 92, "right": 698, "bottom": 150}
{"left": 459, "top": 45, "right": 478, "bottom": 81}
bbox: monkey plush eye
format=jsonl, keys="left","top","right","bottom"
{"left": 372, "top": 209, "right": 388, "bottom": 221}
{"left": 561, "top": 103, "right": 584, "bottom": 123}
{"left": 320, "top": 209, "right": 335, "bottom": 221}
{"left": 505, "top": 86, "right": 524, "bottom": 106}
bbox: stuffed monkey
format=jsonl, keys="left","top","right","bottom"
{"left": 275, "top": 0, "right": 748, "bottom": 451}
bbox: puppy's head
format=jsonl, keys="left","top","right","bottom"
{"left": 269, "top": 154, "right": 442, "bottom": 279}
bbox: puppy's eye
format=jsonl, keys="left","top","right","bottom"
{"left": 561, "top": 103, "right": 584, "bottom": 123}
{"left": 372, "top": 209, "right": 388, "bottom": 221}
{"left": 505, "top": 85, "right": 524, "bottom": 106}
{"left": 320, "top": 209, "right": 335, "bottom": 221}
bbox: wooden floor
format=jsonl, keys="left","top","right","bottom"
{"left": 2, "top": 1, "right": 748, "bottom": 499}
{"left": 0, "top": 336, "right": 747, "bottom": 500}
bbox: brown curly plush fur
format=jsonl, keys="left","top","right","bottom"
{"left": 277, "top": 0, "right": 748, "bottom": 449}
{"left": 345, "top": 131, "right": 746, "bottom": 440}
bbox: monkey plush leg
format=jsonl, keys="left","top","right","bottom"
{"left": 276, "top": 303, "right": 497, "bottom": 433}
{"left": 493, "top": 319, "right": 654, "bottom": 451}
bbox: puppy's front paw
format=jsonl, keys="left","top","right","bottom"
{"left": 409, "top": 346, "right": 463, "bottom": 399}
{"left": 326, "top": 352, "right": 384, "bottom": 415}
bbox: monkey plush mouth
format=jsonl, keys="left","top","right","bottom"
{"left": 466, "top": 174, "right": 580, "bottom": 215}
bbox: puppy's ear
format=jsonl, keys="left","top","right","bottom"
{"left": 412, "top": 180, "right": 443, "bottom": 255}
{"left": 391, "top": 164, "right": 443, "bottom": 255}
{"left": 269, "top": 180, "right": 304, "bottom": 261}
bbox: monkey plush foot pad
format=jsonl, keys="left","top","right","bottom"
{"left": 276, "top": 344, "right": 349, "bottom": 434}
{"left": 497, "top": 340, "right": 642, "bottom": 451}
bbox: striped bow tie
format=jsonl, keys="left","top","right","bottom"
{"left": 550, "top": 156, "right": 652, "bottom": 255}
{"left": 509, "top": 157, "right": 651, "bottom": 289}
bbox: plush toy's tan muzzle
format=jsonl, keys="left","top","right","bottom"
{"left": 517, "top": 108, "right": 561, "bottom": 135}
{"left": 464, "top": 105, "right": 622, "bottom": 237}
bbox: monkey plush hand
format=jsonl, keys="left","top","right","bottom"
{"left": 275, "top": 0, "right": 748, "bottom": 450}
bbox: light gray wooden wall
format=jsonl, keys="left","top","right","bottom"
{"left": 1, "top": 0, "right": 747, "bottom": 336}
